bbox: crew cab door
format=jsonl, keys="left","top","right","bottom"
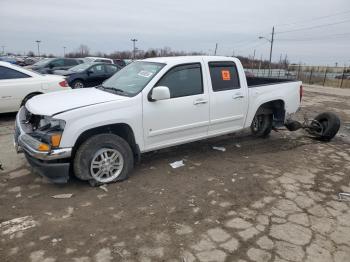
{"left": 143, "top": 63, "right": 209, "bottom": 151}
{"left": 205, "top": 60, "right": 248, "bottom": 135}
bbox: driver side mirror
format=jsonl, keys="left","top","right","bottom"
{"left": 87, "top": 70, "right": 93, "bottom": 75}
{"left": 151, "top": 86, "right": 170, "bottom": 101}
{"left": 48, "top": 63, "right": 54, "bottom": 69}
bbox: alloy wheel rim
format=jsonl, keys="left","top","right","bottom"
{"left": 90, "top": 148, "right": 124, "bottom": 183}
{"left": 74, "top": 82, "right": 84, "bottom": 88}
{"left": 252, "top": 116, "right": 260, "bottom": 132}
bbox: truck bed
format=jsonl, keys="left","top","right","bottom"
{"left": 246, "top": 77, "right": 297, "bottom": 87}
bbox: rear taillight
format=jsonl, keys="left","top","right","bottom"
{"left": 299, "top": 85, "right": 303, "bottom": 102}
{"left": 59, "top": 80, "right": 69, "bottom": 87}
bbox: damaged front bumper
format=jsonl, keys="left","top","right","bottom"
{"left": 14, "top": 107, "right": 71, "bottom": 183}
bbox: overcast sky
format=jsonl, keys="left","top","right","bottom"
{"left": 1, "top": 0, "right": 349, "bottom": 65}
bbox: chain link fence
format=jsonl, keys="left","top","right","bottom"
{"left": 247, "top": 65, "right": 350, "bottom": 88}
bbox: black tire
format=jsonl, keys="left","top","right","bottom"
{"left": 73, "top": 134, "right": 134, "bottom": 186}
{"left": 71, "top": 80, "right": 84, "bottom": 89}
{"left": 21, "top": 93, "right": 40, "bottom": 107}
{"left": 314, "top": 112, "right": 340, "bottom": 141}
{"left": 251, "top": 114, "right": 273, "bottom": 138}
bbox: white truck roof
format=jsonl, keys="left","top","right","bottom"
{"left": 144, "top": 56, "right": 239, "bottom": 65}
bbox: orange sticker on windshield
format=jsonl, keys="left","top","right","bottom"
{"left": 221, "top": 70, "right": 231, "bottom": 80}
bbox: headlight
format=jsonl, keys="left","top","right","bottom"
{"left": 31, "top": 117, "right": 65, "bottom": 150}
{"left": 38, "top": 116, "right": 65, "bottom": 131}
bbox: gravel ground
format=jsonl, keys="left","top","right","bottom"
{"left": 1, "top": 85, "right": 350, "bottom": 262}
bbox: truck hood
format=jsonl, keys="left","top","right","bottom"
{"left": 26, "top": 88, "right": 127, "bottom": 116}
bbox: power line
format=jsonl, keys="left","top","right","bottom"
{"left": 277, "top": 33, "right": 350, "bottom": 41}
{"left": 275, "top": 10, "right": 350, "bottom": 28}
{"left": 275, "top": 18, "right": 350, "bottom": 34}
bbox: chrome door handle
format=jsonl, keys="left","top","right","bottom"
{"left": 193, "top": 99, "right": 208, "bottom": 105}
{"left": 233, "top": 94, "right": 244, "bottom": 99}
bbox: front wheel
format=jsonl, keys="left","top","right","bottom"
{"left": 251, "top": 114, "right": 273, "bottom": 138}
{"left": 312, "top": 112, "right": 340, "bottom": 141}
{"left": 73, "top": 134, "right": 134, "bottom": 186}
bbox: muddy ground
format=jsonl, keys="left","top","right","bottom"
{"left": 1, "top": 85, "right": 350, "bottom": 262}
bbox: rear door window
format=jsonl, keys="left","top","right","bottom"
{"left": 209, "top": 62, "right": 240, "bottom": 91}
{"left": 0, "top": 66, "right": 30, "bottom": 80}
{"left": 90, "top": 64, "right": 105, "bottom": 75}
{"left": 105, "top": 64, "right": 119, "bottom": 74}
{"left": 156, "top": 63, "right": 203, "bottom": 98}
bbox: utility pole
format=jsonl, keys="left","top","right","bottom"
{"left": 35, "top": 40, "right": 41, "bottom": 57}
{"left": 63, "top": 46, "right": 66, "bottom": 57}
{"left": 131, "top": 39, "right": 138, "bottom": 60}
{"left": 214, "top": 43, "right": 218, "bottom": 55}
{"left": 259, "top": 26, "right": 274, "bottom": 76}
{"left": 1, "top": 46, "right": 5, "bottom": 55}
{"left": 251, "top": 49, "right": 256, "bottom": 69}
{"left": 258, "top": 55, "right": 263, "bottom": 76}
{"left": 232, "top": 49, "right": 235, "bottom": 57}
{"left": 268, "top": 26, "right": 275, "bottom": 76}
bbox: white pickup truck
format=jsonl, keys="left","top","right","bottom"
{"left": 15, "top": 56, "right": 326, "bottom": 186}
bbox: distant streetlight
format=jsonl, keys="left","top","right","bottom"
{"left": 259, "top": 26, "right": 275, "bottom": 76}
{"left": 131, "top": 39, "right": 138, "bottom": 59}
{"left": 35, "top": 40, "right": 41, "bottom": 57}
{"left": 63, "top": 46, "right": 66, "bottom": 57}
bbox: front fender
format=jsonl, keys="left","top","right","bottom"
{"left": 57, "top": 97, "right": 143, "bottom": 150}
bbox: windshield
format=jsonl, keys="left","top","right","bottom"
{"left": 32, "top": 58, "right": 53, "bottom": 67}
{"left": 69, "top": 62, "right": 94, "bottom": 72}
{"left": 101, "top": 61, "right": 165, "bottom": 96}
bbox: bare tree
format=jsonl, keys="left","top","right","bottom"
{"left": 27, "top": 51, "right": 35, "bottom": 57}
{"left": 78, "top": 44, "right": 90, "bottom": 57}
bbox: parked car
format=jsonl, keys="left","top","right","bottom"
{"left": 244, "top": 70, "right": 255, "bottom": 77}
{"left": 335, "top": 73, "right": 350, "bottom": 79}
{"left": 0, "top": 61, "right": 70, "bottom": 113}
{"left": 14, "top": 56, "right": 308, "bottom": 185}
{"left": 25, "top": 58, "right": 83, "bottom": 74}
{"left": 124, "top": 59, "right": 133, "bottom": 65}
{"left": 53, "top": 62, "right": 120, "bottom": 89}
{"left": 0, "top": 56, "right": 17, "bottom": 64}
{"left": 113, "top": 59, "right": 127, "bottom": 68}
{"left": 23, "top": 57, "right": 41, "bottom": 66}
{"left": 84, "top": 57, "right": 114, "bottom": 64}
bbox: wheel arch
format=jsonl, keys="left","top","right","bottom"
{"left": 72, "top": 123, "right": 140, "bottom": 163}
{"left": 250, "top": 99, "right": 286, "bottom": 127}
{"left": 21, "top": 92, "right": 43, "bottom": 107}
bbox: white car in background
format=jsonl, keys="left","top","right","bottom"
{"left": 84, "top": 57, "right": 114, "bottom": 64}
{"left": 0, "top": 61, "right": 70, "bottom": 113}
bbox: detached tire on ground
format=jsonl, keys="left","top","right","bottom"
{"left": 314, "top": 112, "right": 340, "bottom": 141}
{"left": 74, "top": 134, "right": 134, "bottom": 186}
{"left": 251, "top": 114, "right": 273, "bottom": 138}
